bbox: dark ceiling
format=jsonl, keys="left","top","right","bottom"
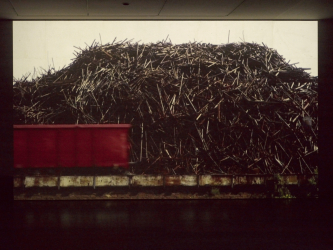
{"left": 0, "top": 0, "right": 332, "bottom": 20}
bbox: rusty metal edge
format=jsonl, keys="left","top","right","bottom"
{"left": 24, "top": 176, "right": 58, "bottom": 187}
{"left": 59, "top": 176, "right": 94, "bottom": 187}
{"left": 13, "top": 174, "right": 318, "bottom": 188}
{"left": 95, "top": 175, "right": 130, "bottom": 187}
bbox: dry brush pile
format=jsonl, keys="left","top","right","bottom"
{"left": 13, "top": 39, "right": 318, "bottom": 175}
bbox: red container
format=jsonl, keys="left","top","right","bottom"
{"left": 14, "top": 124, "right": 131, "bottom": 169}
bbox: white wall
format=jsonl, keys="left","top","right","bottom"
{"left": 13, "top": 21, "right": 318, "bottom": 80}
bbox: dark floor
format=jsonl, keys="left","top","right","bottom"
{"left": 3, "top": 199, "right": 333, "bottom": 249}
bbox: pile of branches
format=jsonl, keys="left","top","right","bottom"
{"left": 14, "top": 40, "right": 318, "bottom": 175}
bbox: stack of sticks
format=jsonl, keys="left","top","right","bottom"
{"left": 13, "top": 40, "right": 318, "bottom": 175}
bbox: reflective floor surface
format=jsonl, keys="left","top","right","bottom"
{"left": 3, "top": 199, "right": 333, "bottom": 249}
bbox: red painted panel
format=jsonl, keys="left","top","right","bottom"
{"left": 13, "top": 130, "right": 28, "bottom": 168}
{"left": 29, "top": 129, "right": 57, "bottom": 168}
{"left": 13, "top": 124, "right": 131, "bottom": 168}
{"left": 93, "top": 128, "right": 129, "bottom": 168}
{"left": 58, "top": 128, "right": 76, "bottom": 168}
{"left": 76, "top": 128, "right": 93, "bottom": 167}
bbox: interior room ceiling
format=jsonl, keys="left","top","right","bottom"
{"left": 0, "top": 0, "right": 332, "bottom": 20}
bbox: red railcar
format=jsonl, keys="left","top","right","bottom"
{"left": 14, "top": 124, "right": 131, "bottom": 169}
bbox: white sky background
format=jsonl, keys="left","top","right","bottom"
{"left": 13, "top": 21, "right": 318, "bottom": 80}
